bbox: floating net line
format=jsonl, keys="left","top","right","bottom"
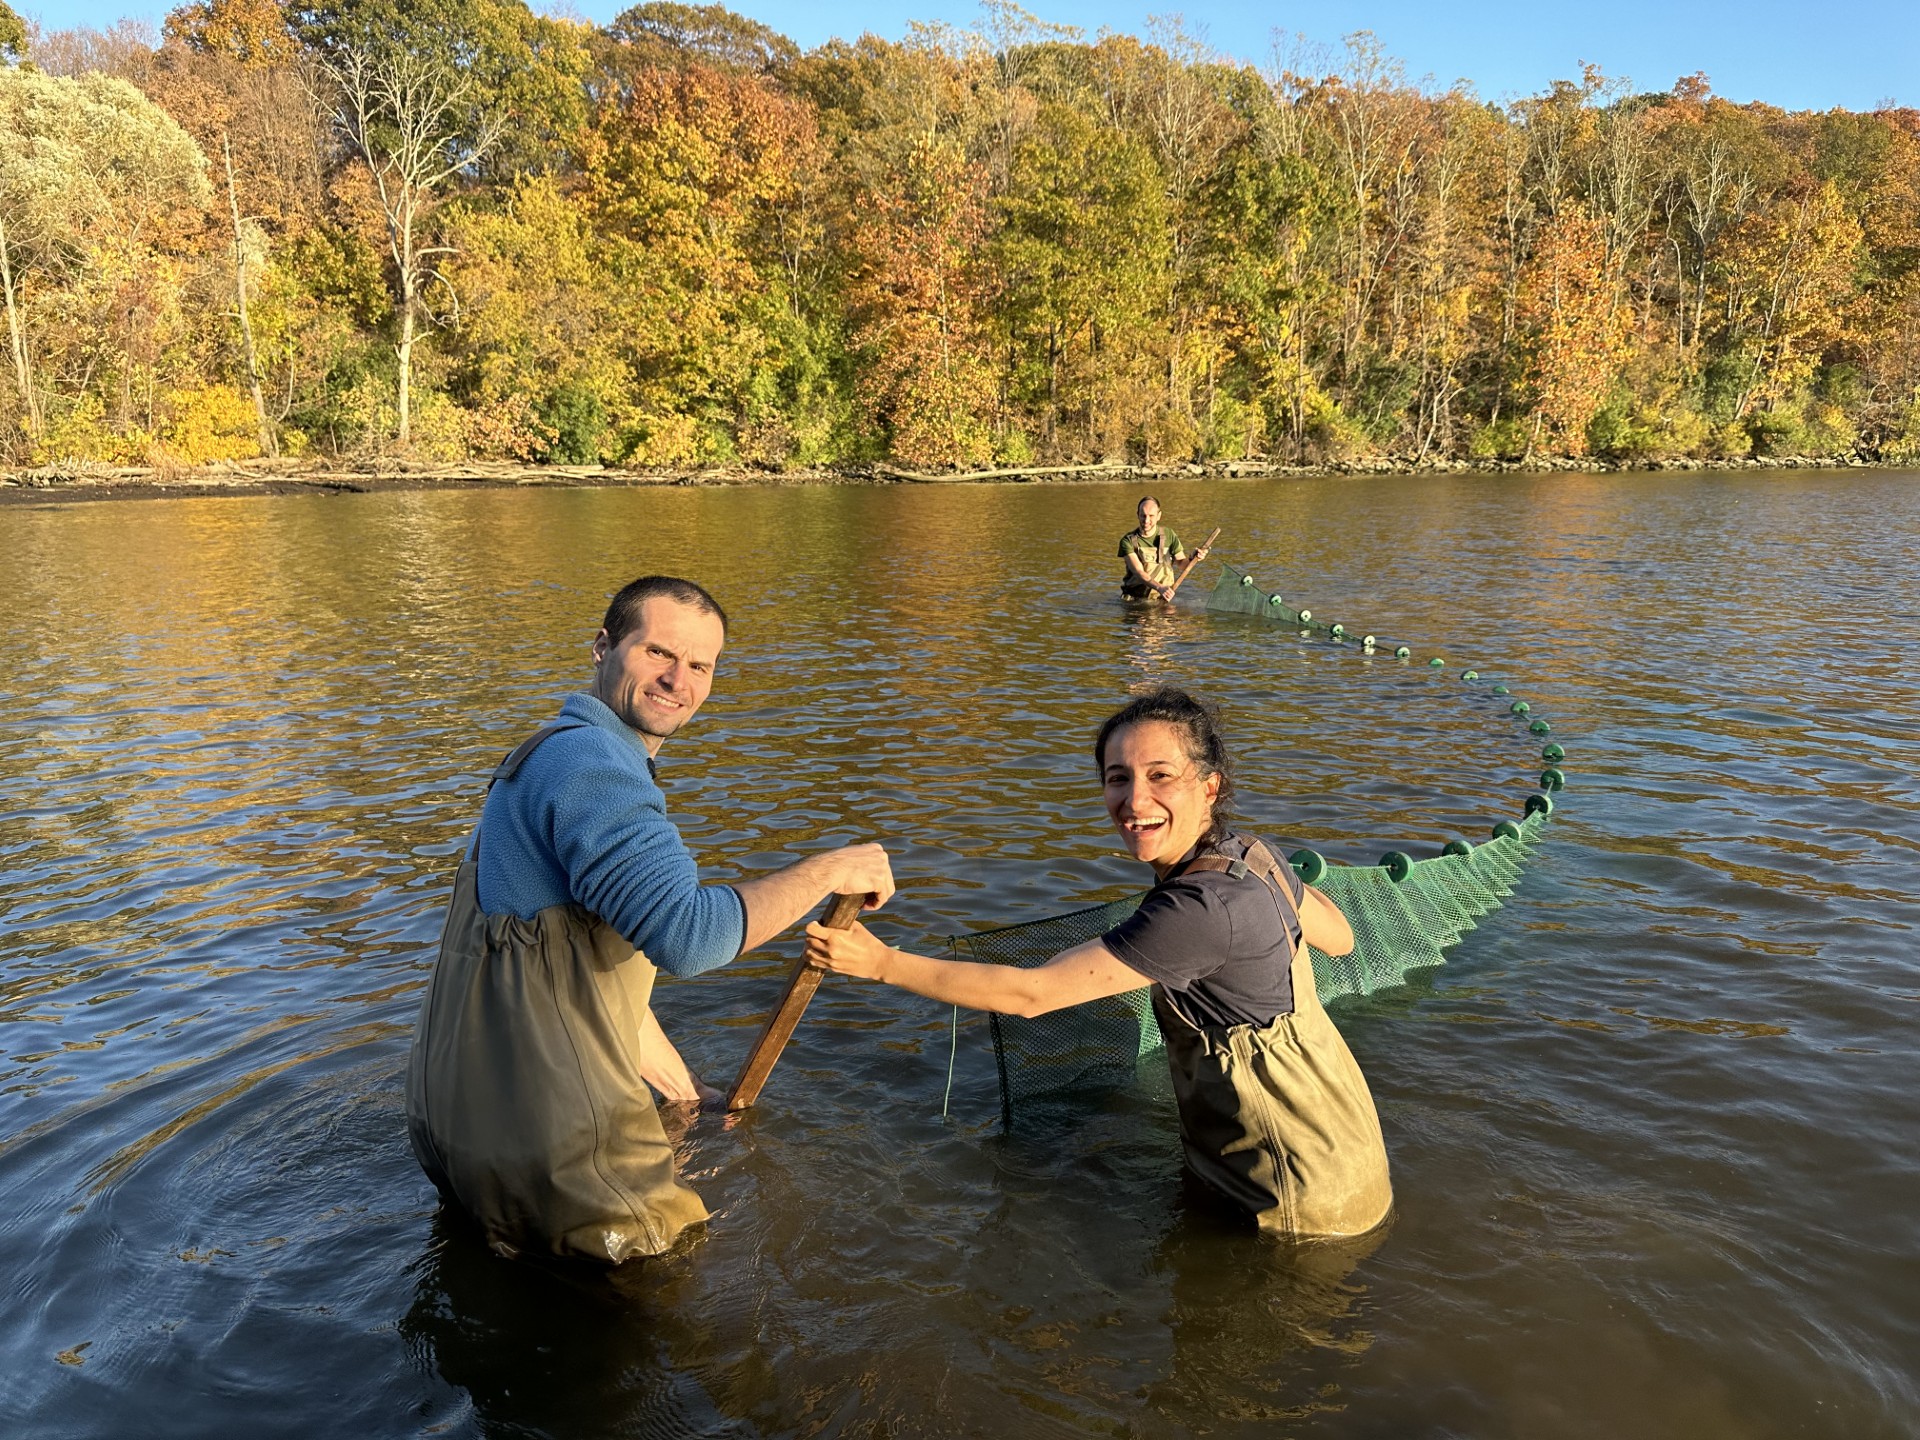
{"left": 945, "top": 561, "right": 1567, "bottom": 1126}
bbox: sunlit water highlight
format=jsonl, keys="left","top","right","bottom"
{"left": 0, "top": 473, "right": 1915, "bottom": 1437}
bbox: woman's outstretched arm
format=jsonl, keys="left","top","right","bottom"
{"left": 1301, "top": 885, "right": 1355, "bottom": 957}
{"left": 805, "top": 922, "right": 1148, "bottom": 1018}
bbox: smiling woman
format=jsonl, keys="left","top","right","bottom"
{"left": 806, "top": 685, "right": 1394, "bottom": 1240}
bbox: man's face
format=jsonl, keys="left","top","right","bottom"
{"left": 589, "top": 597, "right": 725, "bottom": 754}
{"left": 1138, "top": 500, "right": 1161, "bottom": 534}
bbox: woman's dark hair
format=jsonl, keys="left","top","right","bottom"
{"left": 1093, "top": 686, "right": 1235, "bottom": 843}
{"left": 600, "top": 575, "right": 729, "bottom": 644}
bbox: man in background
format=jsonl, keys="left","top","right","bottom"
{"left": 1119, "top": 496, "right": 1209, "bottom": 601}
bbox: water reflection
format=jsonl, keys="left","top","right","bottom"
{"left": 1120, "top": 595, "right": 1184, "bottom": 680}
{"left": 1151, "top": 1214, "right": 1385, "bottom": 1422}
{"left": 402, "top": 1216, "right": 754, "bottom": 1438}
{"left": 2, "top": 475, "right": 1917, "bottom": 1437}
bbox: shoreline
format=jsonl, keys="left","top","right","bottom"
{"left": 0, "top": 451, "right": 1902, "bottom": 504}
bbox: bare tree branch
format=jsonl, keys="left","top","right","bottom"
{"left": 313, "top": 36, "right": 500, "bottom": 447}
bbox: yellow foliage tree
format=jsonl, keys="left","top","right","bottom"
{"left": 1516, "top": 204, "right": 1632, "bottom": 455}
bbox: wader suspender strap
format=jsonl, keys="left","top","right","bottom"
{"left": 489, "top": 722, "right": 586, "bottom": 789}
{"left": 1130, "top": 530, "right": 1168, "bottom": 576}
{"left": 1183, "top": 839, "right": 1306, "bottom": 945}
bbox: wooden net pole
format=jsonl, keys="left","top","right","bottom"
{"left": 725, "top": 892, "right": 864, "bottom": 1111}
{"left": 1165, "top": 526, "right": 1221, "bottom": 599}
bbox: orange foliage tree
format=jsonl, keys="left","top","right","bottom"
{"left": 846, "top": 135, "right": 997, "bottom": 467}
{"left": 582, "top": 58, "right": 820, "bottom": 461}
{"left": 1516, "top": 204, "right": 1632, "bottom": 454}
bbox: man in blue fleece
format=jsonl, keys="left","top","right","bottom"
{"left": 406, "top": 575, "right": 894, "bottom": 1263}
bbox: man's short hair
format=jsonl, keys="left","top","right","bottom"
{"left": 1138, "top": 495, "right": 1160, "bottom": 510}
{"left": 601, "top": 576, "right": 729, "bottom": 645}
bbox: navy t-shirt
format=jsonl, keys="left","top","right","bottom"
{"left": 1100, "top": 834, "right": 1303, "bottom": 1029}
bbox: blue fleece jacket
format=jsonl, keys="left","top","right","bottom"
{"left": 474, "top": 692, "right": 747, "bottom": 976}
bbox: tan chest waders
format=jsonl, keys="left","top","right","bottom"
{"left": 1123, "top": 530, "right": 1177, "bottom": 594}
{"left": 1154, "top": 840, "right": 1394, "bottom": 1240}
{"left": 405, "top": 726, "right": 709, "bottom": 1263}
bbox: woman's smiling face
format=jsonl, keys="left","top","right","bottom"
{"left": 1101, "top": 719, "right": 1221, "bottom": 874}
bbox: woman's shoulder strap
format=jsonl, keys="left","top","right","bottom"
{"left": 1178, "top": 836, "right": 1306, "bottom": 926}
{"left": 1238, "top": 836, "right": 1307, "bottom": 905}
{"left": 1179, "top": 835, "right": 1287, "bottom": 887}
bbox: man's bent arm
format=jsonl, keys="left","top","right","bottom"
{"left": 636, "top": 1004, "right": 706, "bottom": 1104}
{"left": 540, "top": 744, "right": 748, "bottom": 976}
{"left": 732, "top": 844, "right": 894, "bottom": 954}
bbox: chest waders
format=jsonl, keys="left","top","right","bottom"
{"left": 405, "top": 724, "right": 710, "bottom": 1263}
{"left": 1123, "top": 530, "right": 1177, "bottom": 595}
{"left": 1151, "top": 839, "right": 1394, "bottom": 1240}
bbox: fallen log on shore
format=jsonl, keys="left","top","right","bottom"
{"left": 875, "top": 461, "right": 1136, "bottom": 483}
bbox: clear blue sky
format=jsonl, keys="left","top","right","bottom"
{"left": 37, "top": 0, "right": 1920, "bottom": 112}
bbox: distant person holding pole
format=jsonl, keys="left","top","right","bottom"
{"left": 406, "top": 575, "right": 894, "bottom": 1264}
{"left": 1119, "top": 496, "right": 1212, "bottom": 601}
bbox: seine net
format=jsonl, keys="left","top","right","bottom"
{"left": 944, "top": 561, "right": 1557, "bottom": 1125}
{"left": 948, "top": 815, "right": 1546, "bottom": 1122}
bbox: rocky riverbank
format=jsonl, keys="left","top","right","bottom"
{"left": 0, "top": 450, "right": 1902, "bottom": 503}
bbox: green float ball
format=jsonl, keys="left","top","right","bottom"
{"left": 1542, "top": 743, "right": 1565, "bottom": 761}
{"left": 1298, "top": 608, "right": 1312, "bottom": 622}
{"left": 1363, "top": 634, "right": 1377, "bottom": 647}
{"left": 1289, "top": 848, "right": 1327, "bottom": 885}
{"left": 1524, "top": 792, "right": 1554, "bottom": 817}
{"left": 1429, "top": 657, "right": 1445, "bottom": 667}
{"left": 1492, "top": 684, "right": 1509, "bottom": 695}
{"left": 1510, "top": 700, "right": 1530, "bottom": 715}
{"left": 1395, "top": 645, "right": 1411, "bottom": 659}
{"left": 1268, "top": 594, "right": 1285, "bottom": 606}
{"left": 1541, "top": 767, "right": 1566, "bottom": 790}
{"left": 1330, "top": 623, "right": 1344, "bottom": 636}
{"left": 1530, "top": 719, "right": 1551, "bottom": 735}
{"left": 1442, "top": 839, "right": 1474, "bottom": 857}
{"left": 1492, "top": 820, "right": 1523, "bottom": 841}
{"left": 1462, "top": 669, "right": 1478, "bottom": 681}
{"left": 1240, "top": 574, "right": 1254, "bottom": 586}
{"left": 1379, "top": 850, "right": 1413, "bottom": 883}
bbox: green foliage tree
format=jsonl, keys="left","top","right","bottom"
{"left": 0, "top": 3, "right": 28, "bottom": 62}
{"left": 0, "top": 66, "right": 210, "bottom": 454}
{"left": 606, "top": 3, "right": 798, "bottom": 73}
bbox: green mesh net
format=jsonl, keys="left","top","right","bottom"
{"left": 944, "top": 561, "right": 1559, "bottom": 1125}
{"left": 947, "top": 813, "right": 1547, "bottom": 1123}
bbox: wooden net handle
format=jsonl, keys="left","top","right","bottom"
{"left": 724, "top": 891, "right": 865, "bottom": 1111}
{"left": 1166, "top": 526, "right": 1222, "bottom": 599}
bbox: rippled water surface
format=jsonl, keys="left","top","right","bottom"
{"left": 2, "top": 473, "right": 1916, "bottom": 1438}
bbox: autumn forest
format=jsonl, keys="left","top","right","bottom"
{"left": 4, "top": 0, "right": 1918, "bottom": 471}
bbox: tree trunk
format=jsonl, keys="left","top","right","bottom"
{"left": 396, "top": 291, "right": 414, "bottom": 446}
{"left": 224, "top": 135, "right": 277, "bottom": 458}
{"left": 0, "top": 213, "right": 40, "bottom": 445}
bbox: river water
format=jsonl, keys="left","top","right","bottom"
{"left": 0, "top": 472, "right": 1914, "bottom": 1437}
